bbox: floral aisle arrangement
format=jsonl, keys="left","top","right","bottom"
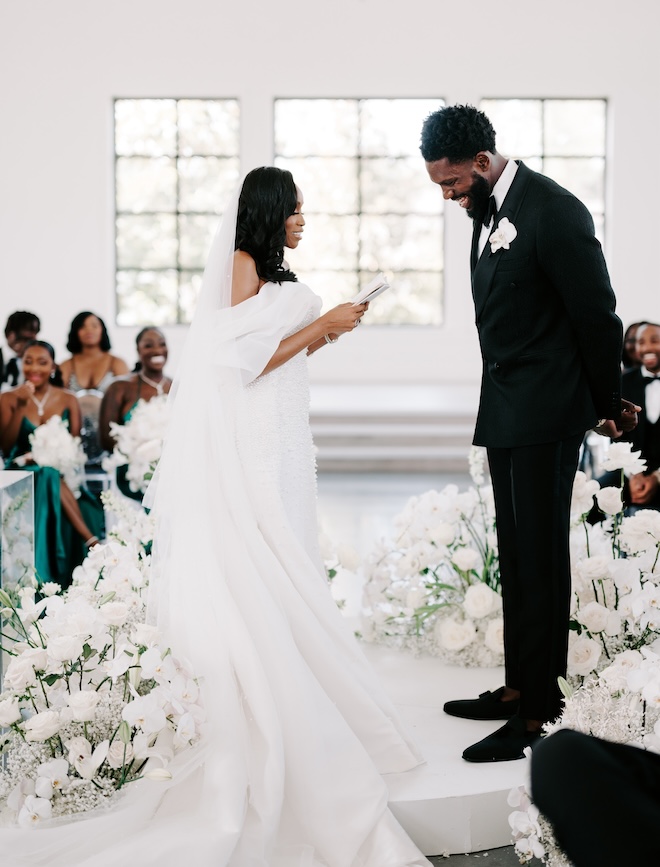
{"left": 102, "top": 395, "right": 170, "bottom": 495}
{"left": 361, "top": 447, "right": 504, "bottom": 666}
{"left": 0, "top": 491, "right": 204, "bottom": 829}
{"left": 13, "top": 415, "right": 86, "bottom": 497}
{"left": 509, "top": 442, "right": 660, "bottom": 865}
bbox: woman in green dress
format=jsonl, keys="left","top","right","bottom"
{"left": 0, "top": 340, "right": 104, "bottom": 586}
{"left": 99, "top": 327, "right": 171, "bottom": 502}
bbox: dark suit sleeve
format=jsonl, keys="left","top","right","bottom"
{"left": 536, "top": 193, "right": 622, "bottom": 419}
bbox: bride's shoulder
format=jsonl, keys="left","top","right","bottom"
{"left": 232, "top": 251, "right": 260, "bottom": 305}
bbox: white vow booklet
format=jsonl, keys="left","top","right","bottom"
{"left": 350, "top": 272, "right": 390, "bottom": 305}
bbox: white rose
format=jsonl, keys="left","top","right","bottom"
{"left": 428, "top": 522, "right": 455, "bottom": 546}
{"left": 608, "top": 559, "right": 641, "bottom": 594}
{"left": 601, "top": 441, "right": 647, "bottom": 475}
{"left": 451, "top": 547, "right": 480, "bottom": 573}
{"left": 642, "top": 678, "right": 660, "bottom": 708}
{"left": 620, "top": 510, "right": 660, "bottom": 554}
{"left": 106, "top": 740, "right": 135, "bottom": 769}
{"left": 67, "top": 690, "right": 100, "bottom": 722}
{"left": 40, "top": 582, "right": 61, "bottom": 597}
{"left": 47, "top": 634, "right": 85, "bottom": 663}
{"left": 463, "top": 583, "right": 500, "bottom": 620}
{"left": 99, "top": 601, "right": 130, "bottom": 627}
{"left": 571, "top": 471, "right": 600, "bottom": 517}
{"left": 484, "top": 617, "right": 504, "bottom": 654}
{"left": 131, "top": 623, "right": 162, "bottom": 647}
{"left": 435, "top": 617, "right": 476, "bottom": 651}
{"left": 3, "top": 649, "right": 48, "bottom": 691}
{"left": 567, "top": 636, "right": 602, "bottom": 677}
{"left": 577, "top": 601, "right": 610, "bottom": 634}
{"left": 604, "top": 611, "right": 622, "bottom": 636}
{"left": 24, "top": 710, "right": 61, "bottom": 742}
{"left": 595, "top": 486, "right": 623, "bottom": 516}
{"left": 0, "top": 696, "right": 22, "bottom": 727}
{"left": 575, "top": 556, "right": 610, "bottom": 584}
{"left": 336, "top": 545, "right": 361, "bottom": 572}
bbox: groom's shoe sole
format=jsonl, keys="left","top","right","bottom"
{"left": 462, "top": 716, "right": 541, "bottom": 762}
{"left": 444, "top": 686, "right": 519, "bottom": 721}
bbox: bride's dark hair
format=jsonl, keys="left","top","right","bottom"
{"left": 235, "top": 167, "right": 298, "bottom": 283}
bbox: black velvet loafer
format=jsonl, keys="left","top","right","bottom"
{"left": 443, "top": 686, "right": 520, "bottom": 720}
{"left": 462, "top": 715, "right": 542, "bottom": 763}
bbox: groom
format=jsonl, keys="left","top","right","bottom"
{"left": 420, "top": 104, "right": 637, "bottom": 762}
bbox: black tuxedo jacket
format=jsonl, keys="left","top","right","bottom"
{"left": 621, "top": 368, "right": 660, "bottom": 472}
{"left": 471, "top": 161, "right": 622, "bottom": 448}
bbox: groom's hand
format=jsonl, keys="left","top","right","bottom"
{"left": 593, "top": 399, "right": 640, "bottom": 438}
{"left": 615, "top": 398, "right": 641, "bottom": 433}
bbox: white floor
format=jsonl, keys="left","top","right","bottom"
{"left": 316, "top": 472, "right": 526, "bottom": 856}
{"left": 317, "top": 470, "right": 471, "bottom": 556}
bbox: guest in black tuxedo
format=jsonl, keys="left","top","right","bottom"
{"left": 531, "top": 729, "right": 660, "bottom": 867}
{"left": 596, "top": 321, "right": 660, "bottom": 512}
{"left": 420, "top": 105, "right": 637, "bottom": 762}
{"left": 1, "top": 310, "right": 41, "bottom": 389}
{"left": 622, "top": 320, "right": 645, "bottom": 374}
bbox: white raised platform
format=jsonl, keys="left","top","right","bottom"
{"left": 363, "top": 644, "right": 526, "bottom": 856}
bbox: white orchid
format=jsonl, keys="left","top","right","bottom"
{"left": 489, "top": 217, "right": 517, "bottom": 253}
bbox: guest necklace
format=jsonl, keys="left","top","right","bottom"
{"left": 139, "top": 371, "right": 165, "bottom": 395}
{"left": 30, "top": 387, "right": 51, "bottom": 418}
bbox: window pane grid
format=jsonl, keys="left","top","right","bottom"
{"left": 274, "top": 98, "right": 444, "bottom": 326}
{"left": 114, "top": 98, "right": 239, "bottom": 326}
{"left": 480, "top": 98, "right": 607, "bottom": 242}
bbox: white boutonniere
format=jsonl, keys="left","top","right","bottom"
{"left": 489, "top": 217, "right": 517, "bottom": 253}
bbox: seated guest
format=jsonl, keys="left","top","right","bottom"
{"left": 1, "top": 311, "right": 41, "bottom": 390}
{"left": 0, "top": 340, "right": 105, "bottom": 585}
{"left": 99, "top": 327, "right": 171, "bottom": 501}
{"left": 596, "top": 322, "right": 660, "bottom": 512}
{"left": 622, "top": 320, "right": 646, "bottom": 373}
{"left": 532, "top": 730, "right": 660, "bottom": 867}
{"left": 59, "top": 312, "right": 129, "bottom": 463}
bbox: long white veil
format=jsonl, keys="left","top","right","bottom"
{"left": 2, "top": 176, "right": 430, "bottom": 866}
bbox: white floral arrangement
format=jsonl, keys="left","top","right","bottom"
{"left": 0, "top": 492, "right": 204, "bottom": 829}
{"left": 103, "top": 395, "right": 170, "bottom": 495}
{"left": 509, "top": 442, "right": 660, "bottom": 865}
{"left": 361, "top": 447, "right": 504, "bottom": 667}
{"left": 13, "top": 415, "right": 86, "bottom": 497}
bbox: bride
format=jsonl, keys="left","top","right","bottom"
{"left": 3, "top": 168, "right": 431, "bottom": 866}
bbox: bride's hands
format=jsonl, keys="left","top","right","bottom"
{"left": 320, "top": 302, "right": 368, "bottom": 340}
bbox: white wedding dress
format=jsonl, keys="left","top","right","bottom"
{"left": 2, "top": 281, "right": 431, "bottom": 866}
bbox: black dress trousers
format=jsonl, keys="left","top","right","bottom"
{"left": 487, "top": 432, "right": 583, "bottom": 722}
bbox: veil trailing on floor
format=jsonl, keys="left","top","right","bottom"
{"left": 2, "top": 177, "right": 430, "bottom": 866}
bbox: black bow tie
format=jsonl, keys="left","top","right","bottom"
{"left": 644, "top": 375, "right": 660, "bottom": 386}
{"left": 483, "top": 196, "right": 497, "bottom": 227}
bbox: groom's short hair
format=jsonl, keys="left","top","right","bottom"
{"left": 420, "top": 104, "right": 496, "bottom": 164}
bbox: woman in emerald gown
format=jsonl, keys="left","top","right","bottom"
{"left": 0, "top": 340, "right": 104, "bottom": 585}
{"left": 99, "top": 327, "right": 171, "bottom": 502}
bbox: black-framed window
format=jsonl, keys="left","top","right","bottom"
{"left": 274, "top": 98, "right": 445, "bottom": 325}
{"left": 480, "top": 98, "right": 607, "bottom": 242}
{"left": 114, "top": 98, "right": 240, "bottom": 326}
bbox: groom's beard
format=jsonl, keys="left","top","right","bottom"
{"left": 466, "top": 174, "right": 491, "bottom": 224}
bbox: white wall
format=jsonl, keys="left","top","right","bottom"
{"left": 1, "top": 0, "right": 658, "bottom": 388}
